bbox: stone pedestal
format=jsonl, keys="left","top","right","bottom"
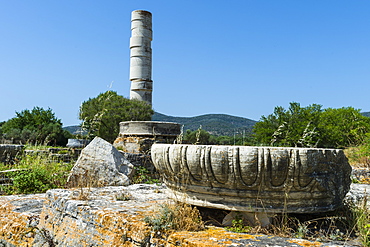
{"left": 151, "top": 144, "right": 352, "bottom": 214}
{"left": 114, "top": 121, "right": 181, "bottom": 154}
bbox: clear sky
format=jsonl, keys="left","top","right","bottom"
{"left": 1, "top": 1, "right": 369, "bottom": 126}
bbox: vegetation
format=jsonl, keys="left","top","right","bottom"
{"left": 144, "top": 202, "right": 204, "bottom": 232}
{"left": 225, "top": 213, "right": 252, "bottom": 233}
{"left": 183, "top": 127, "right": 255, "bottom": 145}
{"left": 345, "top": 133, "right": 370, "bottom": 168}
{"left": 79, "top": 91, "right": 154, "bottom": 143}
{"left": 253, "top": 102, "right": 370, "bottom": 148}
{"left": 1, "top": 107, "right": 71, "bottom": 146}
{"left": 133, "top": 166, "right": 160, "bottom": 184}
{"left": 0, "top": 153, "right": 73, "bottom": 194}
{"left": 352, "top": 198, "right": 370, "bottom": 246}
{"left": 152, "top": 112, "right": 256, "bottom": 136}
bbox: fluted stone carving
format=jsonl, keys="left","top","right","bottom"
{"left": 151, "top": 144, "right": 352, "bottom": 213}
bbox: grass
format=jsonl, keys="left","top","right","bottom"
{"left": 144, "top": 201, "right": 204, "bottom": 232}
{"left": 0, "top": 151, "right": 74, "bottom": 194}
{"left": 345, "top": 146, "right": 370, "bottom": 168}
{"left": 193, "top": 197, "right": 369, "bottom": 246}
{"left": 351, "top": 198, "right": 370, "bottom": 246}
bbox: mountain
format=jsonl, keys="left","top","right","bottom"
{"left": 63, "top": 125, "right": 87, "bottom": 135}
{"left": 64, "top": 113, "right": 257, "bottom": 137}
{"left": 362, "top": 112, "right": 370, "bottom": 118}
{"left": 152, "top": 112, "right": 257, "bottom": 136}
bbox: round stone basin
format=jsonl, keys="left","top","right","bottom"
{"left": 151, "top": 144, "right": 352, "bottom": 213}
{"left": 118, "top": 121, "right": 181, "bottom": 137}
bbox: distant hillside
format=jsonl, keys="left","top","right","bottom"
{"left": 63, "top": 125, "right": 87, "bottom": 135}
{"left": 152, "top": 112, "right": 257, "bottom": 136}
{"left": 362, "top": 112, "right": 370, "bottom": 117}
{"left": 64, "top": 113, "right": 257, "bottom": 137}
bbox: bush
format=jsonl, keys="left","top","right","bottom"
{"left": 2, "top": 153, "right": 73, "bottom": 194}
{"left": 12, "top": 168, "right": 51, "bottom": 194}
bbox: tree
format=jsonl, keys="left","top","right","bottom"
{"left": 184, "top": 128, "right": 213, "bottom": 144}
{"left": 79, "top": 91, "right": 154, "bottom": 143}
{"left": 0, "top": 121, "right": 5, "bottom": 137}
{"left": 253, "top": 102, "right": 322, "bottom": 147}
{"left": 253, "top": 102, "right": 370, "bottom": 148}
{"left": 1, "top": 107, "right": 70, "bottom": 146}
{"left": 318, "top": 107, "right": 370, "bottom": 148}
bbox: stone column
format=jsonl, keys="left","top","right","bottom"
{"left": 129, "top": 10, "right": 153, "bottom": 105}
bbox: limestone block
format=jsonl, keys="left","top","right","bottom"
{"left": 34, "top": 185, "right": 168, "bottom": 246}
{"left": 151, "top": 144, "right": 352, "bottom": 213}
{"left": 0, "top": 194, "right": 45, "bottom": 246}
{"left": 67, "top": 137, "right": 134, "bottom": 187}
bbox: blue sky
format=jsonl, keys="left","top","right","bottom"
{"left": 1, "top": 1, "right": 369, "bottom": 126}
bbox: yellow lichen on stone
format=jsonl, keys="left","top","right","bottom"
{"left": 166, "top": 226, "right": 263, "bottom": 246}
{"left": 288, "top": 239, "right": 323, "bottom": 247}
{"left": 94, "top": 209, "right": 151, "bottom": 246}
{"left": 0, "top": 198, "right": 38, "bottom": 246}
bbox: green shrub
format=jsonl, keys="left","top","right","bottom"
{"left": 12, "top": 168, "right": 52, "bottom": 194}
{"left": 2, "top": 153, "right": 73, "bottom": 194}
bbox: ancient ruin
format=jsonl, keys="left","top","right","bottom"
{"left": 114, "top": 10, "right": 180, "bottom": 154}
{"left": 114, "top": 121, "right": 181, "bottom": 153}
{"left": 67, "top": 137, "right": 133, "bottom": 187}
{"left": 129, "top": 10, "right": 153, "bottom": 105}
{"left": 151, "top": 144, "right": 352, "bottom": 215}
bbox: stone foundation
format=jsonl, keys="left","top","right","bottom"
{"left": 114, "top": 121, "right": 181, "bottom": 154}
{"left": 0, "top": 144, "right": 24, "bottom": 164}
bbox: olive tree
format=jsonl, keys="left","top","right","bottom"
{"left": 79, "top": 91, "right": 154, "bottom": 143}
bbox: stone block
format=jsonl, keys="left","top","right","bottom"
{"left": 67, "top": 137, "right": 134, "bottom": 187}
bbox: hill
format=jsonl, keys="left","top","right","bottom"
{"left": 64, "top": 113, "right": 257, "bottom": 137}
{"left": 362, "top": 112, "right": 370, "bottom": 118}
{"left": 63, "top": 125, "right": 87, "bottom": 136}
{"left": 152, "top": 112, "right": 257, "bottom": 136}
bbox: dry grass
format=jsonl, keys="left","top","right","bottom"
{"left": 345, "top": 147, "right": 370, "bottom": 168}
{"left": 144, "top": 201, "right": 204, "bottom": 232}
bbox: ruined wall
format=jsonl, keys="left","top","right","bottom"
{"left": 0, "top": 144, "right": 24, "bottom": 164}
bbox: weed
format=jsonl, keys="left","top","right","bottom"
{"left": 352, "top": 197, "right": 370, "bottom": 246}
{"left": 144, "top": 201, "right": 204, "bottom": 232}
{"left": 294, "top": 222, "right": 309, "bottom": 239}
{"left": 225, "top": 213, "right": 252, "bottom": 233}
{"left": 115, "top": 191, "right": 131, "bottom": 201}
{"left": 133, "top": 166, "right": 160, "bottom": 184}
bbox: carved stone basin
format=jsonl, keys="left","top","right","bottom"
{"left": 151, "top": 144, "right": 352, "bottom": 213}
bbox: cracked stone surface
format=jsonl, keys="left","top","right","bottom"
{"left": 0, "top": 183, "right": 366, "bottom": 246}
